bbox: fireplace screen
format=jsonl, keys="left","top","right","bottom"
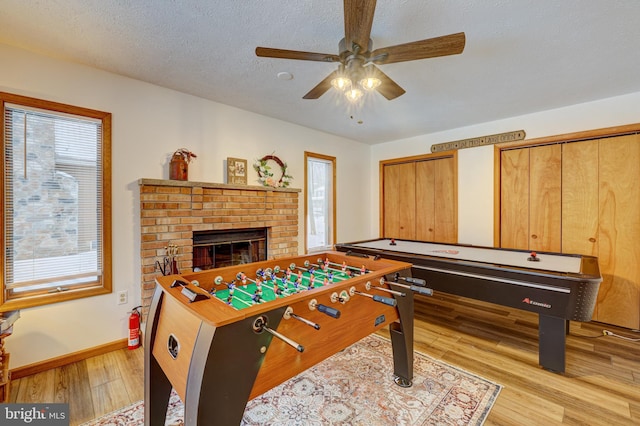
{"left": 192, "top": 228, "right": 267, "bottom": 270}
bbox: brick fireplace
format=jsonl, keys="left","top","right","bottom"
{"left": 138, "top": 178, "right": 300, "bottom": 316}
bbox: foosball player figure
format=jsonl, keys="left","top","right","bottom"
{"left": 295, "top": 275, "right": 303, "bottom": 291}
{"left": 286, "top": 267, "right": 293, "bottom": 280}
{"left": 274, "top": 284, "right": 284, "bottom": 296}
{"left": 341, "top": 261, "right": 348, "bottom": 272}
{"left": 226, "top": 284, "right": 236, "bottom": 305}
{"left": 279, "top": 275, "right": 288, "bottom": 290}
{"left": 360, "top": 265, "right": 367, "bottom": 275}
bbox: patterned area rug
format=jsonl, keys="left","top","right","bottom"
{"left": 83, "top": 335, "right": 501, "bottom": 425}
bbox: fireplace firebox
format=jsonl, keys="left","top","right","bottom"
{"left": 192, "top": 228, "right": 267, "bottom": 270}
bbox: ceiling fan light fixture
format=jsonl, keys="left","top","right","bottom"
{"left": 331, "top": 76, "right": 351, "bottom": 91}
{"left": 345, "top": 87, "right": 363, "bottom": 102}
{"left": 359, "top": 76, "right": 381, "bottom": 91}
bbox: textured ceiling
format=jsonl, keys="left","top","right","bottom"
{"left": 2, "top": 1, "right": 640, "bottom": 144}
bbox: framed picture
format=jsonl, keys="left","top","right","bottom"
{"left": 227, "top": 157, "right": 247, "bottom": 185}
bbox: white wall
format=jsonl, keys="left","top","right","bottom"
{"left": 370, "top": 91, "right": 640, "bottom": 246}
{"left": 1, "top": 43, "right": 371, "bottom": 368}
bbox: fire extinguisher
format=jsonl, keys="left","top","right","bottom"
{"left": 128, "top": 306, "right": 142, "bottom": 350}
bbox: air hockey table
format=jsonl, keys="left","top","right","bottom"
{"left": 335, "top": 238, "right": 602, "bottom": 373}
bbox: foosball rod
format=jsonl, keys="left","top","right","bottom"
{"left": 237, "top": 272, "right": 288, "bottom": 301}
{"left": 309, "top": 259, "right": 363, "bottom": 278}
{"left": 274, "top": 270, "right": 312, "bottom": 291}
{"left": 234, "top": 285, "right": 265, "bottom": 303}
{"left": 373, "top": 286, "right": 405, "bottom": 297}
{"left": 289, "top": 263, "right": 337, "bottom": 285}
{"left": 284, "top": 307, "right": 320, "bottom": 330}
{"left": 246, "top": 270, "right": 290, "bottom": 297}
{"left": 301, "top": 261, "right": 350, "bottom": 282}
{"left": 212, "top": 276, "right": 257, "bottom": 307}
{"left": 351, "top": 290, "right": 397, "bottom": 306}
{"left": 263, "top": 326, "right": 304, "bottom": 352}
{"left": 256, "top": 268, "right": 293, "bottom": 295}
{"left": 381, "top": 279, "right": 433, "bottom": 296}
{"left": 253, "top": 316, "right": 304, "bottom": 353}
{"left": 320, "top": 258, "right": 368, "bottom": 275}
{"left": 225, "top": 280, "right": 266, "bottom": 304}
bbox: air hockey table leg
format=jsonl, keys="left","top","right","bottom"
{"left": 538, "top": 315, "right": 567, "bottom": 373}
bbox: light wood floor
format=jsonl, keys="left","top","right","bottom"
{"left": 10, "top": 293, "right": 640, "bottom": 425}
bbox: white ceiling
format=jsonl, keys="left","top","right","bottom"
{"left": 2, "top": 1, "right": 640, "bottom": 144}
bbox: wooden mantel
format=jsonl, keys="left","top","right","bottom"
{"left": 138, "top": 178, "right": 301, "bottom": 193}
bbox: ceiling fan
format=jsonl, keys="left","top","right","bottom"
{"left": 255, "top": 0, "right": 465, "bottom": 101}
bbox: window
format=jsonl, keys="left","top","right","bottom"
{"left": 304, "top": 152, "right": 336, "bottom": 252}
{"left": 1, "top": 92, "right": 112, "bottom": 310}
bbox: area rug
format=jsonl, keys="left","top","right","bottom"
{"left": 83, "top": 335, "right": 501, "bottom": 425}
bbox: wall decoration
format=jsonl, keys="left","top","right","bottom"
{"left": 254, "top": 154, "right": 292, "bottom": 188}
{"left": 430, "top": 130, "right": 526, "bottom": 153}
{"left": 169, "top": 148, "right": 197, "bottom": 180}
{"left": 227, "top": 157, "right": 247, "bottom": 185}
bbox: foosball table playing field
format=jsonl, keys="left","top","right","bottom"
{"left": 144, "top": 251, "right": 428, "bottom": 426}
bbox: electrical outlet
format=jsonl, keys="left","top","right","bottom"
{"left": 117, "top": 290, "right": 128, "bottom": 305}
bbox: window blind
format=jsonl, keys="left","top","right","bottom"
{"left": 4, "top": 104, "right": 103, "bottom": 295}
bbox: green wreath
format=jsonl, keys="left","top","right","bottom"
{"left": 254, "top": 155, "right": 292, "bottom": 188}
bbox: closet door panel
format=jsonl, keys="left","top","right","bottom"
{"left": 434, "top": 156, "right": 457, "bottom": 243}
{"left": 529, "top": 144, "right": 562, "bottom": 252}
{"left": 562, "top": 140, "right": 599, "bottom": 257}
{"left": 500, "top": 149, "right": 530, "bottom": 249}
{"left": 383, "top": 163, "right": 416, "bottom": 239}
{"left": 597, "top": 135, "right": 640, "bottom": 328}
{"left": 415, "top": 160, "right": 435, "bottom": 241}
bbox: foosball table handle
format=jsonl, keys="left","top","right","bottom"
{"left": 372, "top": 294, "right": 397, "bottom": 307}
{"left": 317, "top": 304, "right": 341, "bottom": 319}
{"left": 410, "top": 286, "right": 433, "bottom": 296}
{"left": 398, "top": 276, "right": 427, "bottom": 286}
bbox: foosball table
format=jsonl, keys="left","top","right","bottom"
{"left": 144, "top": 251, "right": 427, "bottom": 425}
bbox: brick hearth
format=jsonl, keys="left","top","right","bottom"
{"left": 138, "top": 178, "right": 300, "bottom": 315}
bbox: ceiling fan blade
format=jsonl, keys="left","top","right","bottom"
{"left": 370, "top": 32, "right": 466, "bottom": 64}
{"left": 256, "top": 47, "right": 340, "bottom": 63}
{"left": 303, "top": 71, "right": 338, "bottom": 99}
{"left": 344, "top": 0, "right": 377, "bottom": 53}
{"left": 366, "top": 65, "right": 405, "bottom": 100}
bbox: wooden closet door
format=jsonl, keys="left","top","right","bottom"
{"left": 415, "top": 160, "right": 435, "bottom": 241}
{"left": 500, "top": 148, "right": 530, "bottom": 249}
{"left": 383, "top": 162, "right": 416, "bottom": 239}
{"left": 562, "top": 140, "right": 599, "bottom": 257}
{"left": 597, "top": 134, "right": 640, "bottom": 328}
{"left": 434, "top": 156, "right": 456, "bottom": 243}
{"left": 529, "top": 144, "right": 562, "bottom": 252}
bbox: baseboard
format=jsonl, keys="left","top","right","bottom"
{"left": 10, "top": 338, "right": 129, "bottom": 380}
